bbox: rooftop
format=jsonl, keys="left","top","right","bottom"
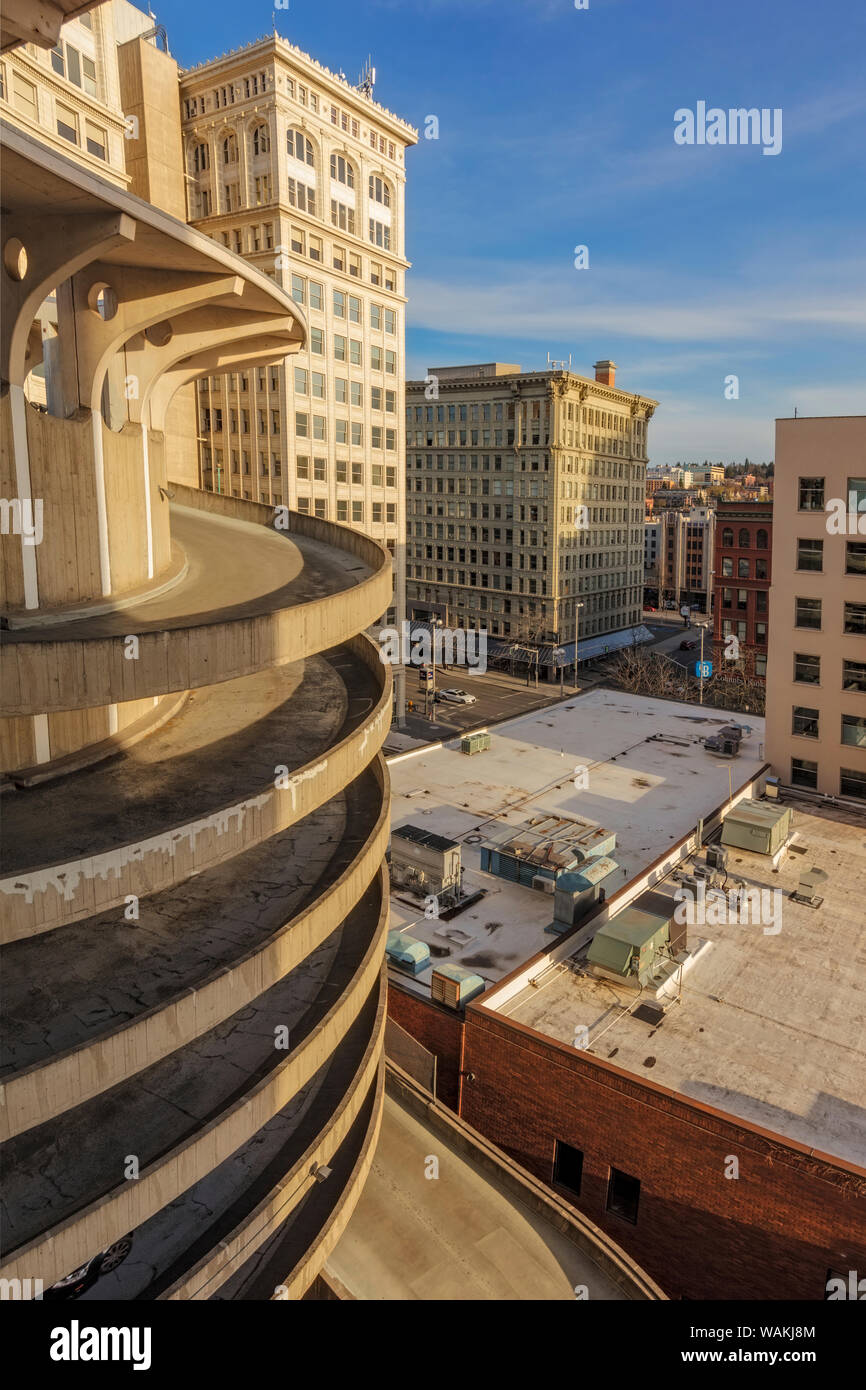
{"left": 387, "top": 690, "right": 767, "bottom": 995}
{"left": 499, "top": 793, "right": 866, "bottom": 1169}
{"left": 179, "top": 32, "right": 418, "bottom": 140}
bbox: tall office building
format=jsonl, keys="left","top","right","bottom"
{"left": 644, "top": 505, "right": 715, "bottom": 613}
{"left": 178, "top": 36, "right": 416, "bottom": 641}
{"left": 765, "top": 415, "right": 866, "bottom": 800}
{"left": 406, "top": 361, "right": 656, "bottom": 662}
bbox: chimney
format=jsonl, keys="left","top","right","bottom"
{"left": 593, "top": 360, "right": 616, "bottom": 387}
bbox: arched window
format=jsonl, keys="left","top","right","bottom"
{"left": 287, "top": 129, "right": 314, "bottom": 166}
{"left": 739, "top": 528, "right": 750, "bottom": 547}
{"left": 192, "top": 142, "right": 209, "bottom": 173}
{"left": 251, "top": 123, "right": 270, "bottom": 156}
{"left": 756, "top": 528, "right": 768, "bottom": 549}
{"left": 222, "top": 133, "right": 238, "bottom": 164}
{"left": 722, "top": 527, "right": 734, "bottom": 546}
{"left": 330, "top": 153, "right": 354, "bottom": 189}
{"left": 368, "top": 173, "right": 391, "bottom": 208}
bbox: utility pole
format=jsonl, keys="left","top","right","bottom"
{"left": 573, "top": 601, "right": 584, "bottom": 693}
{"left": 699, "top": 622, "right": 707, "bottom": 706}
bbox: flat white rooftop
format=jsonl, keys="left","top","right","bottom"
{"left": 387, "top": 690, "right": 767, "bottom": 994}
{"left": 499, "top": 793, "right": 866, "bottom": 1169}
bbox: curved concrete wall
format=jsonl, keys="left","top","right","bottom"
{"left": 0, "top": 634, "right": 391, "bottom": 941}
{"left": 161, "top": 982, "right": 386, "bottom": 1300}
{"left": 0, "top": 871, "right": 388, "bottom": 1291}
{"left": 0, "top": 499, "right": 393, "bottom": 717}
{"left": 0, "top": 757, "right": 390, "bottom": 1139}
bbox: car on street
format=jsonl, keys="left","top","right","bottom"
{"left": 43, "top": 1235, "right": 134, "bottom": 1300}
{"left": 437, "top": 688, "right": 477, "bottom": 704}
{"left": 679, "top": 639, "right": 698, "bottom": 651}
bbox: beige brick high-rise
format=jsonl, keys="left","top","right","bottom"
{"left": 178, "top": 36, "right": 416, "bottom": 639}
{"left": 406, "top": 361, "right": 657, "bottom": 668}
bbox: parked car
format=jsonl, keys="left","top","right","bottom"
{"left": 43, "top": 1235, "right": 134, "bottom": 1301}
{"left": 438, "top": 688, "right": 477, "bottom": 704}
{"left": 679, "top": 639, "right": 698, "bottom": 651}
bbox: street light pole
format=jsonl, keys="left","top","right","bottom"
{"left": 573, "top": 601, "right": 584, "bottom": 693}
{"left": 699, "top": 623, "right": 706, "bottom": 706}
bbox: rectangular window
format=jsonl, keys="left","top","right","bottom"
{"left": 56, "top": 102, "right": 78, "bottom": 144}
{"left": 51, "top": 41, "right": 65, "bottom": 77}
{"left": 333, "top": 289, "right": 346, "bottom": 319}
{"left": 846, "top": 476, "right": 866, "bottom": 515}
{"left": 348, "top": 295, "right": 361, "bottom": 324}
{"left": 309, "top": 281, "right": 323, "bottom": 311}
{"left": 313, "top": 415, "right": 326, "bottom": 441}
{"left": 295, "top": 411, "right": 308, "bottom": 438}
{"left": 794, "top": 653, "right": 820, "bottom": 685}
{"left": 311, "top": 372, "right": 325, "bottom": 399}
{"left": 845, "top": 542, "right": 866, "bottom": 575}
{"left": 796, "top": 538, "right": 823, "bottom": 571}
{"left": 385, "top": 350, "right": 396, "bottom": 374}
{"left": 798, "top": 477, "right": 824, "bottom": 511}
{"left": 606, "top": 1167, "right": 640, "bottom": 1224}
{"left": 310, "top": 327, "right": 324, "bottom": 355}
{"left": 337, "top": 500, "right": 348, "bottom": 521}
{"left": 792, "top": 706, "right": 820, "bottom": 739}
{"left": 842, "top": 659, "right": 866, "bottom": 693}
{"left": 314, "top": 457, "right": 326, "bottom": 482}
{"left": 351, "top": 421, "right": 362, "bottom": 446}
{"left": 290, "top": 274, "right": 305, "bottom": 305}
{"left": 85, "top": 121, "right": 106, "bottom": 160}
{"left": 334, "top": 334, "right": 347, "bottom": 362}
{"left": 844, "top": 602, "right": 866, "bottom": 635}
{"left": 81, "top": 55, "right": 97, "bottom": 98}
{"left": 370, "top": 304, "right": 382, "bottom": 331}
{"left": 795, "top": 597, "right": 821, "bottom": 629}
{"left": 840, "top": 767, "right": 866, "bottom": 801}
{"left": 371, "top": 346, "right": 382, "bottom": 372}
{"left": 335, "top": 419, "right": 348, "bottom": 445}
{"left": 66, "top": 44, "right": 81, "bottom": 88}
{"left": 296, "top": 456, "right": 310, "bottom": 479}
{"left": 841, "top": 714, "right": 866, "bottom": 749}
{"left": 349, "top": 339, "right": 362, "bottom": 366}
{"left": 553, "top": 1141, "right": 583, "bottom": 1198}
{"left": 384, "top": 307, "right": 396, "bottom": 334}
{"left": 294, "top": 367, "right": 308, "bottom": 394}
{"left": 791, "top": 757, "right": 818, "bottom": 789}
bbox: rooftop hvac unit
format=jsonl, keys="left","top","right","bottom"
{"left": 706, "top": 844, "right": 728, "bottom": 872}
{"left": 792, "top": 867, "right": 829, "bottom": 909}
{"left": 385, "top": 930, "right": 431, "bottom": 976}
{"left": 532, "top": 874, "right": 557, "bottom": 894}
{"left": 461, "top": 732, "right": 491, "bottom": 756}
{"left": 431, "top": 964, "right": 486, "bottom": 1010}
{"left": 764, "top": 777, "right": 780, "bottom": 800}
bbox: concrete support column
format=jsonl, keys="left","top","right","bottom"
{"left": 9, "top": 383, "right": 39, "bottom": 610}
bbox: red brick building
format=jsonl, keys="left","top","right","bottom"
{"left": 387, "top": 977, "right": 866, "bottom": 1302}
{"left": 712, "top": 501, "right": 773, "bottom": 678}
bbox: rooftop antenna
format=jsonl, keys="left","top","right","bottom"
{"left": 794, "top": 406, "right": 798, "bottom": 419}
{"left": 546, "top": 351, "right": 572, "bottom": 371}
{"left": 358, "top": 57, "right": 376, "bottom": 98}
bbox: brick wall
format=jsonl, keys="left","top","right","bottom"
{"left": 460, "top": 1007, "right": 866, "bottom": 1302}
{"left": 386, "top": 983, "right": 465, "bottom": 1110}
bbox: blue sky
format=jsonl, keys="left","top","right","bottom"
{"left": 158, "top": 0, "right": 866, "bottom": 464}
